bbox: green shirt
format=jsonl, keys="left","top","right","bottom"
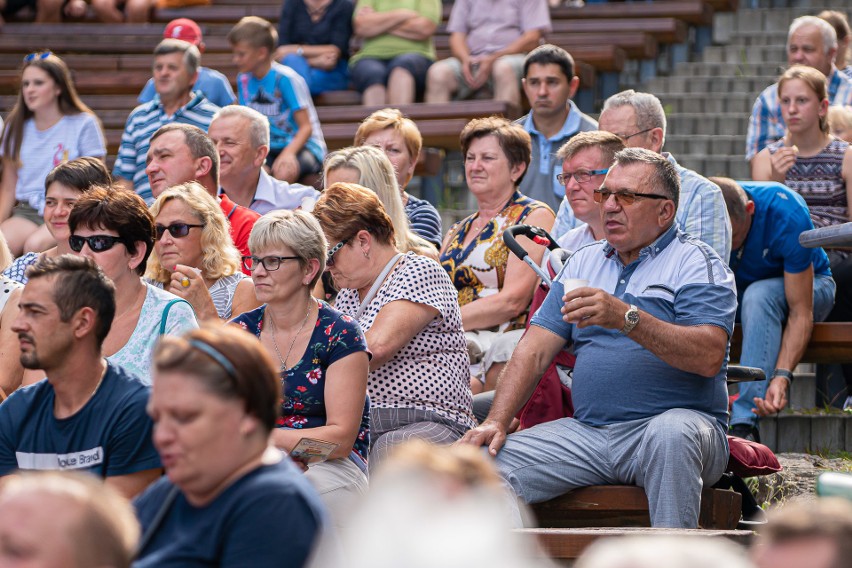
{"left": 350, "top": 0, "right": 441, "bottom": 65}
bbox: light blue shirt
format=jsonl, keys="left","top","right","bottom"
{"left": 225, "top": 168, "right": 319, "bottom": 215}
{"left": 531, "top": 224, "right": 736, "bottom": 430}
{"left": 138, "top": 66, "right": 236, "bottom": 107}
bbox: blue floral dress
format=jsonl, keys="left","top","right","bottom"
{"left": 232, "top": 300, "right": 370, "bottom": 462}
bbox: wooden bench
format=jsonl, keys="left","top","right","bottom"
{"left": 550, "top": 0, "right": 714, "bottom": 26}
{"left": 522, "top": 527, "right": 753, "bottom": 561}
{"left": 730, "top": 322, "right": 852, "bottom": 364}
{"left": 531, "top": 485, "right": 742, "bottom": 531}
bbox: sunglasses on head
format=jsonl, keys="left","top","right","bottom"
{"left": 68, "top": 234, "right": 126, "bottom": 253}
{"left": 155, "top": 223, "right": 205, "bottom": 240}
{"left": 24, "top": 51, "right": 52, "bottom": 63}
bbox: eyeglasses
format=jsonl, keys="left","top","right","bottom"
{"left": 613, "top": 127, "right": 655, "bottom": 142}
{"left": 556, "top": 168, "right": 609, "bottom": 186}
{"left": 155, "top": 223, "right": 205, "bottom": 240}
{"left": 24, "top": 51, "right": 52, "bottom": 63}
{"left": 241, "top": 255, "right": 300, "bottom": 272}
{"left": 593, "top": 188, "right": 669, "bottom": 206}
{"left": 68, "top": 234, "right": 127, "bottom": 253}
{"left": 326, "top": 240, "right": 348, "bottom": 267}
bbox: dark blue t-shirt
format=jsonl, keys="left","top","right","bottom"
{"left": 733, "top": 182, "right": 831, "bottom": 291}
{"left": 0, "top": 362, "right": 160, "bottom": 476}
{"left": 133, "top": 458, "right": 326, "bottom": 568}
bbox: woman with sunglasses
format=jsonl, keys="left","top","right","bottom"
{"left": 314, "top": 183, "right": 475, "bottom": 474}
{"left": 231, "top": 209, "right": 370, "bottom": 525}
{"left": 439, "top": 117, "right": 553, "bottom": 394}
{"left": 0, "top": 51, "right": 106, "bottom": 256}
{"left": 65, "top": 186, "right": 197, "bottom": 384}
{"left": 3, "top": 157, "right": 110, "bottom": 285}
{"left": 146, "top": 182, "right": 259, "bottom": 322}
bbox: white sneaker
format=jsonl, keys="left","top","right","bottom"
{"left": 843, "top": 395, "right": 852, "bottom": 412}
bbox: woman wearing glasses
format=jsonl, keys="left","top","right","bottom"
{"left": 314, "top": 183, "right": 475, "bottom": 473}
{"left": 3, "top": 157, "right": 110, "bottom": 284}
{"left": 231, "top": 209, "right": 369, "bottom": 524}
{"left": 0, "top": 51, "right": 106, "bottom": 256}
{"left": 146, "top": 182, "right": 258, "bottom": 322}
{"left": 66, "top": 186, "right": 197, "bottom": 384}
{"left": 439, "top": 117, "right": 554, "bottom": 394}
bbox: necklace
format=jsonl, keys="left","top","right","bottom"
{"left": 268, "top": 299, "right": 313, "bottom": 371}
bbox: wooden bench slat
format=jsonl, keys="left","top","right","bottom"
{"left": 731, "top": 322, "right": 852, "bottom": 364}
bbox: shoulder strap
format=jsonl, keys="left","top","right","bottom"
{"left": 160, "top": 298, "right": 193, "bottom": 336}
{"left": 135, "top": 484, "right": 180, "bottom": 559}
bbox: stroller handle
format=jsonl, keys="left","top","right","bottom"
{"left": 502, "top": 225, "right": 560, "bottom": 262}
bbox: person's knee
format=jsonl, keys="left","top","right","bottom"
{"left": 427, "top": 61, "right": 454, "bottom": 90}
{"left": 740, "top": 280, "right": 787, "bottom": 322}
{"left": 492, "top": 57, "right": 519, "bottom": 85}
{"left": 642, "top": 409, "right": 706, "bottom": 454}
{"left": 388, "top": 66, "right": 414, "bottom": 84}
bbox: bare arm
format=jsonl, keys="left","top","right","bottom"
{"left": 0, "top": 290, "right": 24, "bottom": 397}
{"left": 353, "top": 6, "right": 419, "bottom": 38}
{"left": 0, "top": 159, "right": 18, "bottom": 223}
{"left": 389, "top": 15, "right": 438, "bottom": 41}
{"left": 751, "top": 146, "right": 797, "bottom": 183}
{"left": 270, "top": 351, "right": 369, "bottom": 460}
{"left": 105, "top": 468, "right": 163, "bottom": 499}
{"left": 230, "top": 279, "right": 261, "bottom": 320}
{"left": 754, "top": 267, "right": 814, "bottom": 415}
{"left": 458, "top": 207, "right": 554, "bottom": 330}
{"left": 448, "top": 31, "right": 471, "bottom": 62}
{"left": 459, "top": 326, "right": 566, "bottom": 454}
{"left": 562, "top": 287, "right": 729, "bottom": 377}
{"left": 364, "top": 299, "right": 439, "bottom": 370}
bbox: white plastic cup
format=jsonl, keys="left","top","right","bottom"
{"left": 562, "top": 278, "right": 589, "bottom": 293}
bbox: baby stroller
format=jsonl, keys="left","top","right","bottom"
{"left": 503, "top": 224, "right": 779, "bottom": 528}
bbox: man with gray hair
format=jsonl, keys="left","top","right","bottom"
{"left": 554, "top": 89, "right": 732, "bottom": 262}
{"left": 207, "top": 106, "right": 319, "bottom": 215}
{"left": 746, "top": 15, "right": 852, "bottom": 162}
{"left": 113, "top": 39, "right": 220, "bottom": 204}
{"left": 462, "top": 148, "right": 736, "bottom": 529}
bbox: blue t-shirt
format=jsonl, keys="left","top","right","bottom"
{"left": 133, "top": 458, "right": 325, "bottom": 568}
{"left": 530, "top": 225, "right": 736, "bottom": 430}
{"left": 732, "top": 181, "right": 832, "bottom": 291}
{"left": 138, "top": 66, "right": 236, "bottom": 107}
{"left": 232, "top": 301, "right": 370, "bottom": 462}
{"left": 236, "top": 62, "right": 325, "bottom": 161}
{"left": 0, "top": 363, "right": 160, "bottom": 477}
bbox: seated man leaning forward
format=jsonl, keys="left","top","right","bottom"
{"left": 0, "top": 255, "right": 162, "bottom": 499}
{"left": 461, "top": 148, "right": 735, "bottom": 529}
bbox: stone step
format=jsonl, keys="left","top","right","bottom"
{"left": 760, "top": 413, "right": 852, "bottom": 453}
{"left": 645, "top": 75, "right": 777, "bottom": 95}
{"left": 656, "top": 92, "right": 755, "bottom": 114}
{"left": 665, "top": 135, "right": 745, "bottom": 158}
{"left": 727, "top": 32, "right": 788, "bottom": 46}
{"left": 702, "top": 44, "right": 785, "bottom": 65}
{"left": 667, "top": 113, "right": 749, "bottom": 137}
{"left": 674, "top": 61, "right": 784, "bottom": 78}
{"left": 675, "top": 154, "right": 751, "bottom": 180}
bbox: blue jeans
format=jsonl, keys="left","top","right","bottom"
{"left": 495, "top": 409, "right": 729, "bottom": 528}
{"left": 281, "top": 54, "right": 350, "bottom": 96}
{"left": 730, "top": 274, "right": 836, "bottom": 427}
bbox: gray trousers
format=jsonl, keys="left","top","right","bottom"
{"left": 494, "top": 408, "right": 729, "bottom": 528}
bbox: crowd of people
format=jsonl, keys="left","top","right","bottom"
{"left": 0, "top": 1, "right": 850, "bottom": 566}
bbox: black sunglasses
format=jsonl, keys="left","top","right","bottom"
{"left": 155, "top": 223, "right": 205, "bottom": 240}
{"left": 68, "top": 234, "right": 127, "bottom": 253}
{"left": 326, "top": 239, "right": 348, "bottom": 267}
{"left": 241, "top": 255, "right": 301, "bottom": 272}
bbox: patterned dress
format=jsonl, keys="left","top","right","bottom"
{"left": 768, "top": 138, "right": 849, "bottom": 228}
{"left": 232, "top": 300, "right": 371, "bottom": 462}
{"left": 439, "top": 189, "right": 552, "bottom": 331}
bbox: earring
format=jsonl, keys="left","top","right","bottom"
{"left": 363, "top": 251, "right": 369, "bottom": 259}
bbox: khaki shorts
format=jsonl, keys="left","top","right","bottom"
{"left": 437, "top": 54, "right": 526, "bottom": 100}
{"left": 11, "top": 201, "right": 44, "bottom": 226}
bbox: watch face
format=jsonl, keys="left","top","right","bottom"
{"left": 627, "top": 310, "right": 639, "bottom": 324}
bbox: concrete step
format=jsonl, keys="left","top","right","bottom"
{"left": 645, "top": 75, "right": 777, "bottom": 95}
{"left": 727, "top": 32, "right": 788, "bottom": 47}
{"left": 674, "top": 61, "right": 785, "bottom": 78}
{"left": 702, "top": 44, "right": 785, "bottom": 65}
{"left": 665, "top": 135, "right": 745, "bottom": 158}
{"left": 657, "top": 92, "right": 755, "bottom": 114}
{"left": 667, "top": 113, "right": 750, "bottom": 137}
{"left": 675, "top": 154, "right": 751, "bottom": 180}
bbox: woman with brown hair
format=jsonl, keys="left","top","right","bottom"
{"left": 0, "top": 52, "right": 106, "bottom": 256}
{"left": 314, "top": 182, "right": 475, "bottom": 473}
{"left": 439, "top": 116, "right": 554, "bottom": 393}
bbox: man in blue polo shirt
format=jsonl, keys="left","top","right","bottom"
{"left": 713, "top": 178, "right": 835, "bottom": 442}
{"left": 462, "top": 148, "right": 735, "bottom": 529}
{"left": 0, "top": 256, "right": 161, "bottom": 498}
{"left": 516, "top": 44, "right": 597, "bottom": 212}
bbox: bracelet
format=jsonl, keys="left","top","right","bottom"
{"left": 297, "top": 45, "right": 304, "bottom": 56}
{"left": 773, "top": 368, "right": 794, "bottom": 384}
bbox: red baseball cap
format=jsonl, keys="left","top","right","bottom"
{"left": 163, "top": 18, "right": 202, "bottom": 46}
